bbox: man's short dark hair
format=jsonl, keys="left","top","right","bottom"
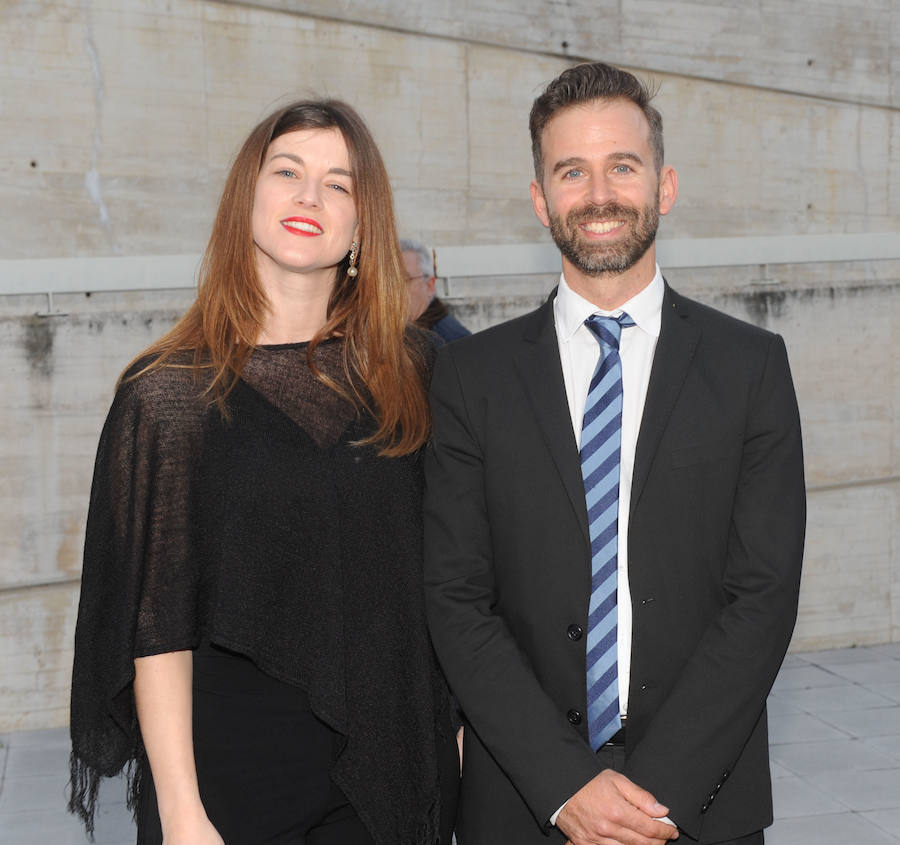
{"left": 529, "top": 62, "right": 664, "bottom": 181}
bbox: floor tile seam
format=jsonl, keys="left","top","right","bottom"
{"left": 809, "top": 645, "right": 899, "bottom": 657}
{"left": 851, "top": 688, "right": 900, "bottom": 705}
{"left": 773, "top": 815, "right": 900, "bottom": 844}
{"left": 768, "top": 691, "right": 844, "bottom": 704}
{"left": 769, "top": 718, "right": 857, "bottom": 742}
{"left": 805, "top": 699, "right": 900, "bottom": 715}
{"left": 806, "top": 657, "right": 889, "bottom": 668}
{"left": 765, "top": 757, "right": 821, "bottom": 780}
{"left": 806, "top": 652, "right": 889, "bottom": 664}
{"left": 807, "top": 764, "right": 900, "bottom": 781}
{"left": 782, "top": 656, "right": 813, "bottom": 666}
{"left": 863, "top": 732, "right": 900, "bottom": 743}
{"left": 811, "top": 705, "right": 900, "bottom": 736}
{"left": 770, "top": 679, "right": 854, "bottom": 692}
{"left": 772, "top": 773, "right": 857, "bottom": 816}
{"left": 770, "top": 693, "right": 900, "bottom": 715}
{"left": 800, "top": 661, "right": 891, "bottom": 684}
{"left": 861, "top": 809, "right": 900, "bottom": 841}
{"left": 768, "top": 753, "right": 900, "bottom": 776}
{"left": 778, "top": 676, "right": 900, "bottom": 698}
{"left": 0, "top": 804, "right": 77, "bottom": 816}
{"left": 798, "top": 780, "right": 900, "bottom": 814}
{"left": 846, "top": 810, "right": 900, "bottom": 843}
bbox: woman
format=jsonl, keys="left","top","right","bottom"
{"left": 68, "top": 99, "right": 457, "bottom": 844}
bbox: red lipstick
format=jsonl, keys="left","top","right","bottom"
{"left": 281, "top": 216, "right": 323, "bottom": 236}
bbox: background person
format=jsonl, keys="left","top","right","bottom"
{"left": 401, "top": 238, "right": 471, "bottom": 342}
{"left": 425, "top": 62, "right": 805, "bottom": 845}
{"left": 69, "top": 99, "right": 457, "bottom": 845}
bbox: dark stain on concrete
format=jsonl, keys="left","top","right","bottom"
{"left": 738, "top": 289, "right": 787, "bottom": 327}
{"left": 23, "top": 316, "right": 55, "bottom": 377}
{"left": 715, "top": 282, "right": 897, "bottom": 329}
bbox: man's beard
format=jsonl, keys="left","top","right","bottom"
{"left": 548, "top": 200, "right": 659, "bottom": 277}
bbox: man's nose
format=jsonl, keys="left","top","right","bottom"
{"left": 585, "top": 174, "right": 615, "bottom": 206}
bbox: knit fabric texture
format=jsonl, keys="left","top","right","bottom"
{"left": 68, "top": 337, "right": 448, "bottom": 844}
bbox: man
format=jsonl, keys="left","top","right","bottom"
{"left": 401, "top": 238, "right": 471, "bottom": 342}
{"left": 424, "top": 62, "right": 805, "bottom": 845}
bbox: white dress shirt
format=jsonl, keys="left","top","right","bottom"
{"left": 552, "top": 267, "right": 664, "bottom": 715}
{"left": 549, "top": 268, "right": 676, "bottom": 830}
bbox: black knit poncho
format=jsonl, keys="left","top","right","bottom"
{"left": 68, "top": 338, "right": 449, "bottom": 844}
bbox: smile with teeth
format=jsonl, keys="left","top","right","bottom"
{"left": 281, "top": 217, "right": 323, "bottom": 235}
{"left": 581, "top": 220, "right": 625, "bottom": 234}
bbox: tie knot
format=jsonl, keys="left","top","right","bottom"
{"left": 584, "top": 312, "right": 635, "bottom": 350}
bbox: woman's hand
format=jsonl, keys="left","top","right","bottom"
{"left": 162, "top": 810, "right": 225, "bottom": 844}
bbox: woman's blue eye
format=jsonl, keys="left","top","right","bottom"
{"left": 329, "top": 183, "right": 350, "bottom": 194}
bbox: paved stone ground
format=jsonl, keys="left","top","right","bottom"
{"left": 2, "top": 643, "right": 899, "bottom": 844}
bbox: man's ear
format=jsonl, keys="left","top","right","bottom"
{"left": 530, "top": 180, "right": 551, "bottom": 228}
{"left": 658, "top": 166, "right": 678, "bottom": 216}
{"left": 426, "top": 276, "right": 437, "bottom": 297}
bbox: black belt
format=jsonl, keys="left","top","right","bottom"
{"left": 602, "top": 716, "right": 627, "bottom": 747}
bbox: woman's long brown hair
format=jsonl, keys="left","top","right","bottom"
{"left": 125, "top": 100, "right": 429, "bottom": 456}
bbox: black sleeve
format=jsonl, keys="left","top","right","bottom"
{"left": 625, "top": 334, "right": 805, "bottom": 837}
{"left": 68, "top": 364, "right": 207, "bottom": 832}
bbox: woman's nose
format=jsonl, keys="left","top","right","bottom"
{"left": 292, "top": 180, "right": 323, "bottom": 208}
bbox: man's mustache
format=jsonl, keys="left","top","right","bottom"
{"left": 566, "top": 202, "right": 639, "bottom": 225}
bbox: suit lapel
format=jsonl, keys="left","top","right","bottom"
{"left": 631, "top": 284, "right": 701, "bottom": 511}
{"left": 515, "top": 294, "right": 591, "bottom": 545}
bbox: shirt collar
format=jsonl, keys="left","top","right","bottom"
{"left": 554, "top": 265, "right": 665, "bottom": 341}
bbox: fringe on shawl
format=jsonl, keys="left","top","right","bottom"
{"left": 68, "top": 750, "right": 145, "bottom": 840}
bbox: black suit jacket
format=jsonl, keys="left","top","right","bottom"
{"left": 424, "top": 284, "right": 805, "bottom": 844}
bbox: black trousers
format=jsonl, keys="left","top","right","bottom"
{"left": 596, "top": 745, "right": 764, "bottom": 845}
{"left": 137, "top": 643, "right": 458, "bottom": 844}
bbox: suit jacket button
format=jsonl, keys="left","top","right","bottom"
{"left": 567, "top": 709, "right": 582, "bottom": 725}
{"left": 567, "top": 624, "right": 583, "bottom": 641}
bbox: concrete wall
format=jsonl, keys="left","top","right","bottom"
{"left": 0, "top": 0, "right": 897, "bottom": 730}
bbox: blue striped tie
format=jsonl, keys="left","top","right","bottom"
{"left": 581, "top": 312, "right": 634, "bottom": 751}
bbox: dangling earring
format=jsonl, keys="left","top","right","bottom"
{"left": 347, "top": 241, "right": 359, "bottom": 277}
